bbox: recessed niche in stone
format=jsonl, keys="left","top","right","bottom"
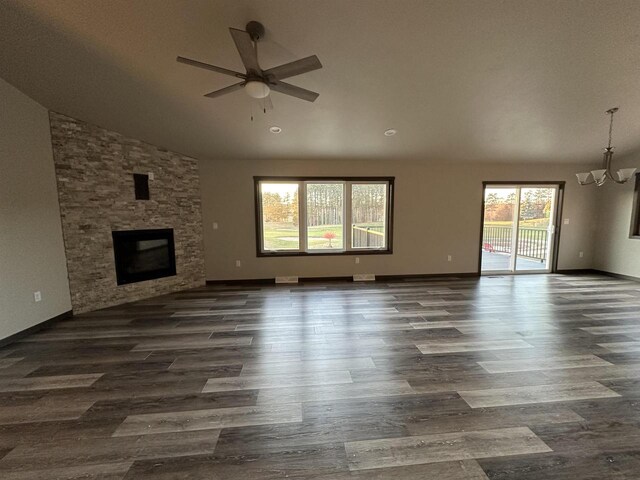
{"left": 134, "top": 173, "right": 150, "bottom": 200}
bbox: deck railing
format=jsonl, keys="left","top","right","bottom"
{"left": 352, "top": 225, "right": 385, "bottom": 248}
{"left": 483, "top": 226, "right": 548, "bottom": 261}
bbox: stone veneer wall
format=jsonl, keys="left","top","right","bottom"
{"left": 49, "top": 112, "right": 205, "bottom": 313}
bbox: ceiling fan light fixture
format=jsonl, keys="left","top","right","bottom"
{"left": 245, "top": 80, "right": 270, "bottom": 99}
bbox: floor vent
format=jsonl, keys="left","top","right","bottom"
{"left": 353, "top": 274, "right": 376, "bottom": 282}
{"left": 275, "top": 276, "right": 299, "bottom": 284}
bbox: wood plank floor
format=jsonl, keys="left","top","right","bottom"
{"left": 1, "top": 273, "right": 640, "bottom": 478}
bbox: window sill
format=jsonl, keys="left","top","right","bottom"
{"left": 630, "top": 235, "right": 640, "bottom": 240}
{"left": 257, "top": 249, "right": 393, "bottom": 258}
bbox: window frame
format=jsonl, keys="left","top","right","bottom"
{"left": 630, "top": 172, "right": 640, "bottom": 239}
{"left": 254, "top": 176, "right": 394, "bottom": 257}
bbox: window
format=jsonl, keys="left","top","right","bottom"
{"left": 255, "top": 177, "right": 394, "bottom": 256}
{"left": 260, "top": 182, "right": 300, "bottom": 251}
{"left": 352, "top": 182, "right": 388, "bottom": 249}
{"left": 307, "top": 183, "right": 344, "bottom": 251}
{"left": 631, "top": 173, "right": 640, "bottom": 239}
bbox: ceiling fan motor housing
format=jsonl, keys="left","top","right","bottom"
{"left": 246, "top": 21, "right": 265, "bottom": 42}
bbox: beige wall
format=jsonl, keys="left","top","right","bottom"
{"left": 200, "top": 158, "right": 598, "bottom": 281}
{"left": 593, "top": 153, "right": 640, "bottom": 277}
{"left": 0, "top": 78, "right": 71, "bottom": 340}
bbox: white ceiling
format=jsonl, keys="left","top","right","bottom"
{"left": 1, "top": 0, "right": 640, "bottom": 163}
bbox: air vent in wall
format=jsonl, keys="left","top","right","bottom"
{"left": 134, "top": 173, "right": 150, "bottom": 200}
{"left": 276, "top": 276, "right": 299, "bottom": 284}
{"left": 353, "top": 274, "right": 376, "bottom": 282}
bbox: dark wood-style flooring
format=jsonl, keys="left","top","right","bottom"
{"left": 2, "top": 274, "right": 640, "bottom": 479}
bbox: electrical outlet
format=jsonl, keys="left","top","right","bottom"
{"left": 34, "top": 291, "right": 42, "bottom": 302}
{"left": 447, "top": 255, "right": 452, "bottom": 262}
{"left": 148, "top": 172, "right": 154, "bottom": 181}
{"left": 212, "top": 222, "right": 218, "bottom": 230}
{"left": 579, "top": 251, "right": 584, "bottom": 258}
{"left": 235, "top": 260, "right": 241, "bottom": 268}
{"left": 355, "top": 257, "right": 360, "bottom": 264}
{"left": 564, "top": 219, "right": 570, "bottom": 225}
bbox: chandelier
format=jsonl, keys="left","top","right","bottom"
{"left": 576, "top": 107, "right": 636, "bottom": 186}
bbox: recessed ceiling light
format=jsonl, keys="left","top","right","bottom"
{"left": 269, "top": 126, "right": 282, "bottom": 134}
{"left": 384, "top": 129, "right": 397, "bottom": 136}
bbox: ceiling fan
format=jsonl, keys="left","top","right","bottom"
{"left": 177, "top": 21, "right": 322, "bottom": 109}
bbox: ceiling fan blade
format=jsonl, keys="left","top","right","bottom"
{"left": 177, "top": 56, "right": 245, "bottom": 79}
{"left": 263, "top": 55, "right": 322, "bottom": 80}
{"left": 229, "top": 28, "right": 261, "bottom": 74}
{"left": 270, "top": 81, "right": 319, "bottom": 102}
{"left": 204, "top": 82, "right": 245, "bottom": 98}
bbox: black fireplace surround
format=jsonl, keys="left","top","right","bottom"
{"left": 112, "top": 229, "right": 176, "bottom": 285}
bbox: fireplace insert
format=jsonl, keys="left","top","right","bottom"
{"left": 112, "top": 229, "right": 176, "bottom": 285}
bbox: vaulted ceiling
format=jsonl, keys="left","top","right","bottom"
{"left": 1, "top": 0, "right": 640, "bottom": 163}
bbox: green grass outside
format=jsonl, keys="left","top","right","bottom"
{"left": 263, "top": 219, "right": 544, "bottom": 250}
{"left": 263, "top": 223, "right": 341, "bottom": 250}
{"left": 263, "top": 222, "right": 383, "bottom": 250}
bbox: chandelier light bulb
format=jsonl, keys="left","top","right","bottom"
{"left": 618, "top": 168, "right": 637, "bottom": 182}
{"left": 576, "top": 172, "right": 592, "bottom": 185}
{"left": 590, "top": 169, "right": 607, "bottom": 184}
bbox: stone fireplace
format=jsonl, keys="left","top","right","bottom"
{"left": 49, "top": 112, "right": 205, "bottom": 313}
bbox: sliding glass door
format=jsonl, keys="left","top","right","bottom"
{"left": 481, "top": 185, "right": 558, "bottom": 274}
